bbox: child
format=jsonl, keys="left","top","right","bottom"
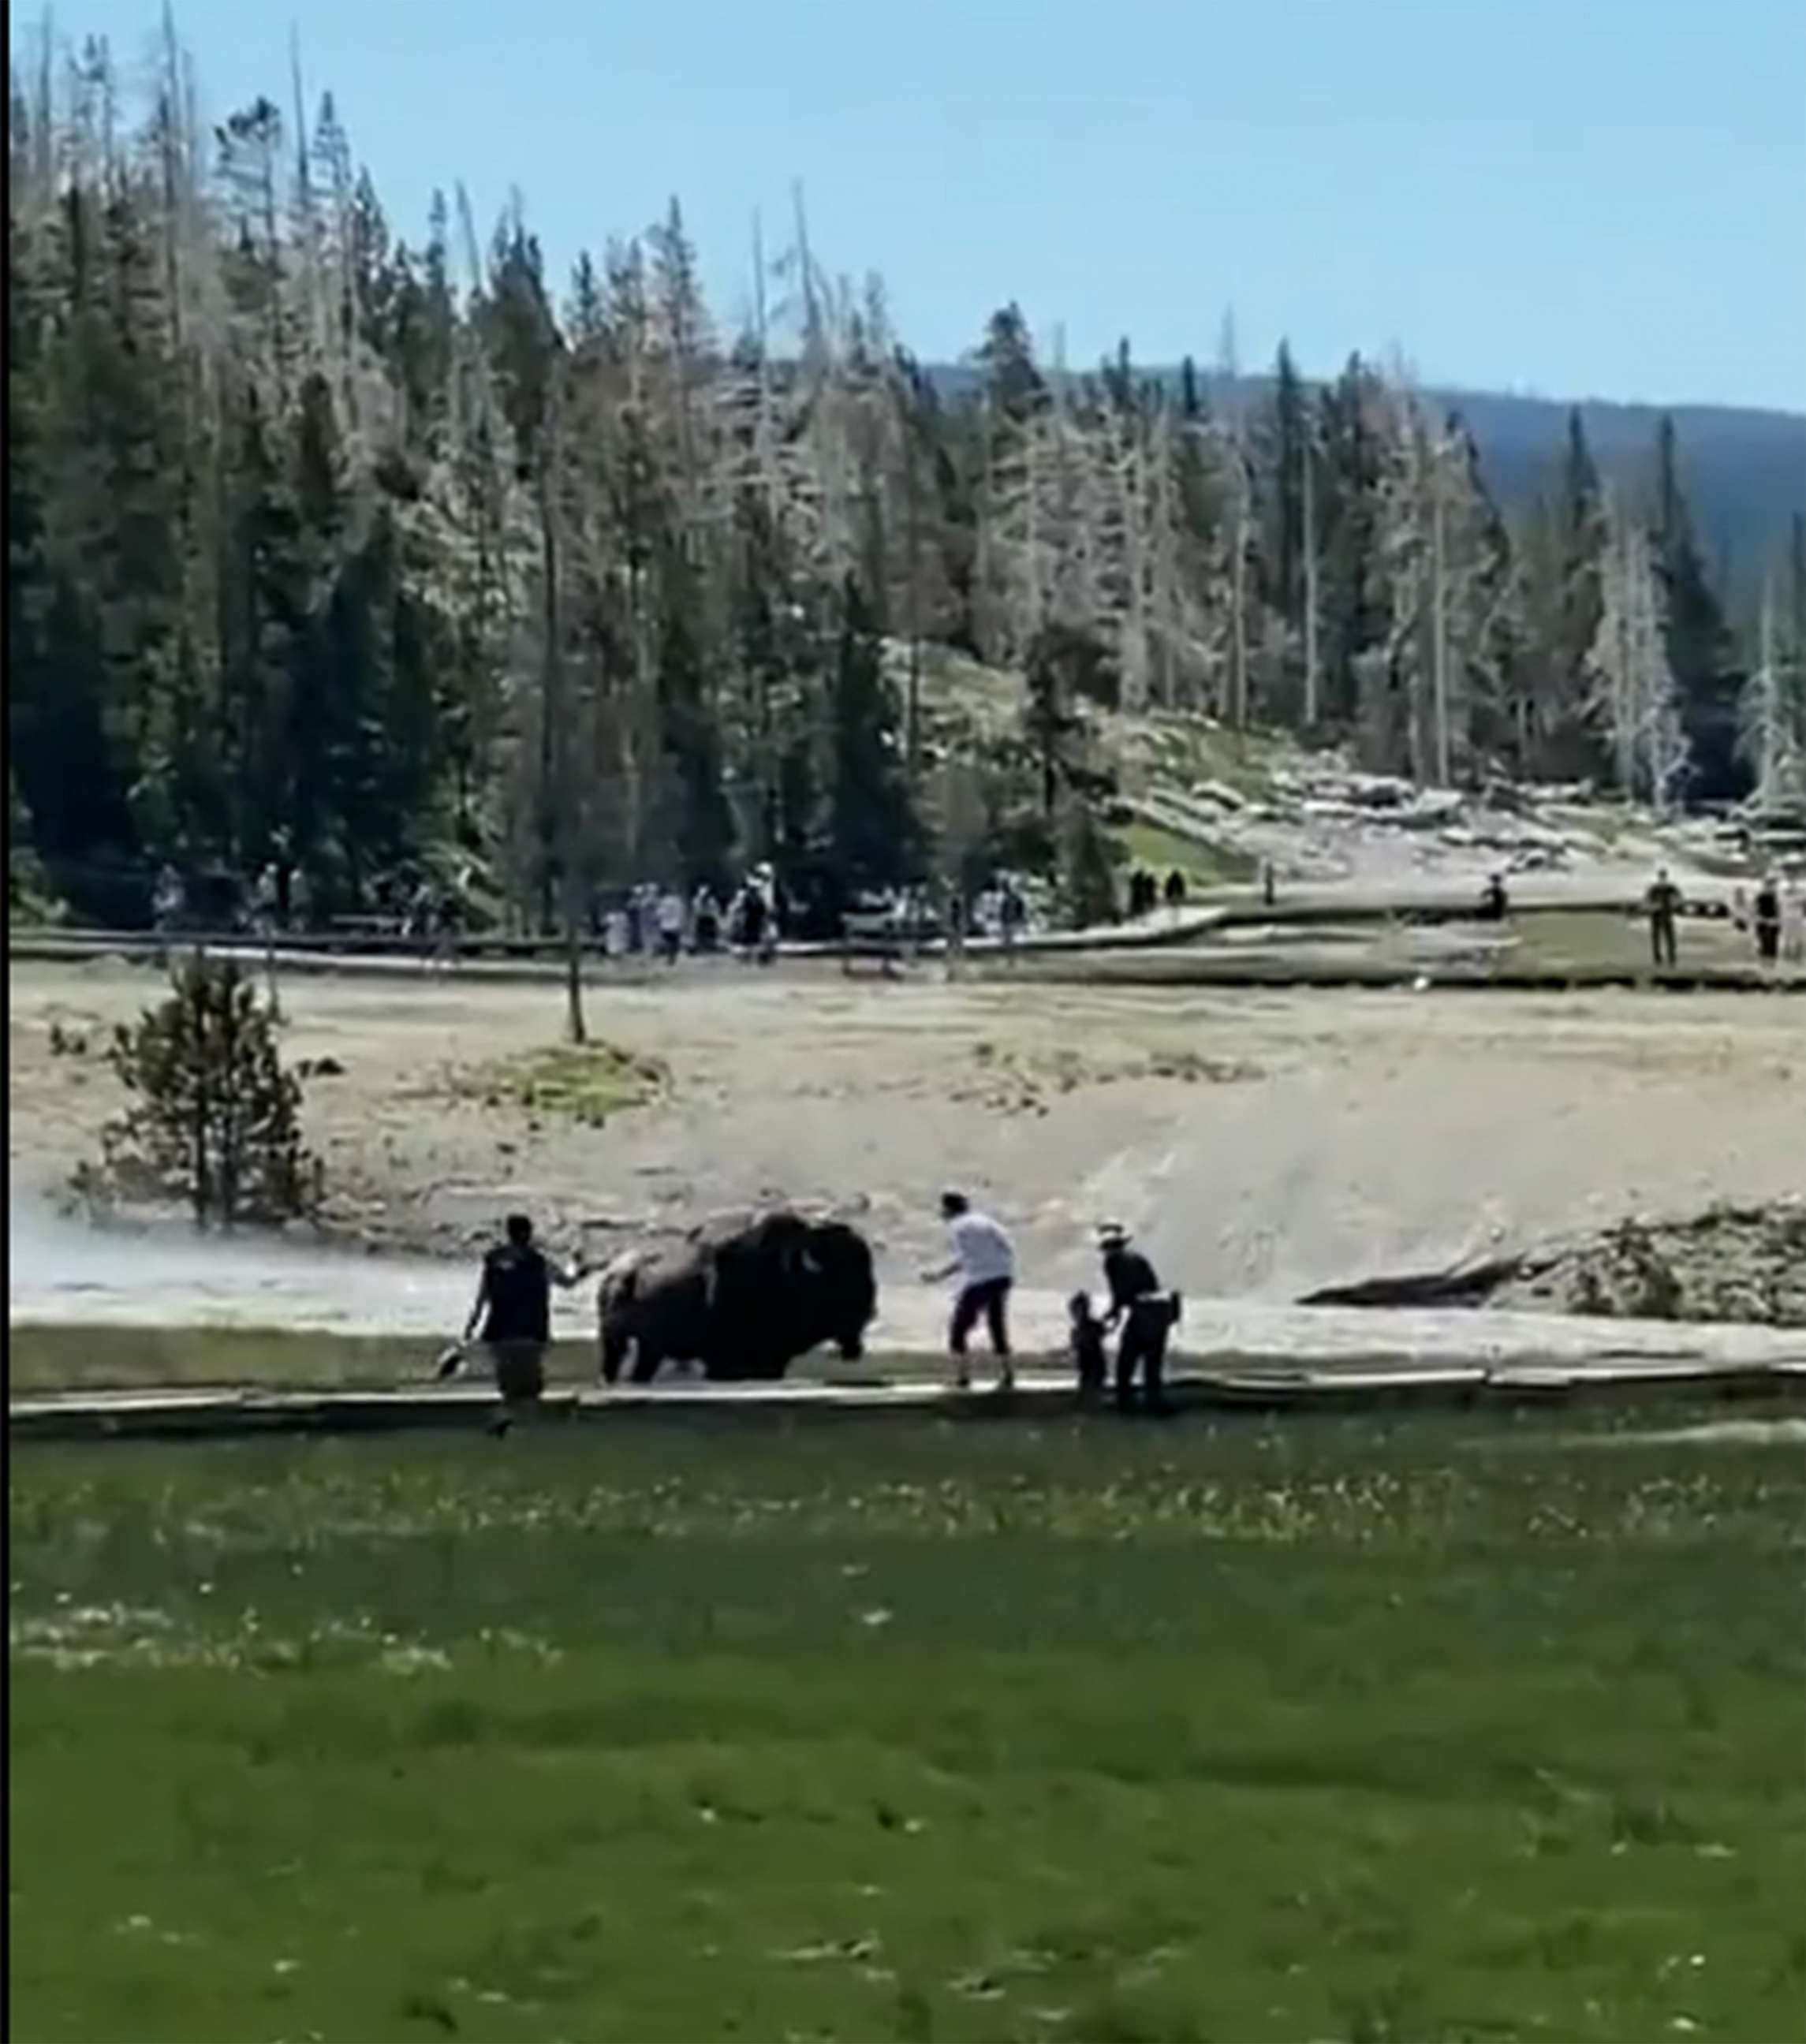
{"left": 1069, "top": 1290, "right": 1107, "bottom": 1408}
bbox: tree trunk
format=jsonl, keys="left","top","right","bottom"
{"left": 1302, "top": 429, "right": 1320, "bottom": 729}
{"left": 538, "top": 483, "right": 559, "bottom": 934}
{"left": 1121, "top": 417, "right": 1147, "bottom": 714}
{"left": 563, "top": 868, "right": 588, "bottom": 1046}
{"left": 539, "top": 374, "right": 584, "bottom": 1043}
{"left": 904, "top": 418, "right": 923, "bottom": 791}
{"left": 1229, "top": 476, "right": 1248, "bottom": 729}
{"left": 1431, "top": 449, "right": 1450, "bottom": 786}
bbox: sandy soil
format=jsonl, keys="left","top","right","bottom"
{"left": 12, "top": 955, "right": 1805, "bottom": 1326}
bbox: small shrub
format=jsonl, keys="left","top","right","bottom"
{"left": 74, "top": 951, "right": 320, "bottom": 1227}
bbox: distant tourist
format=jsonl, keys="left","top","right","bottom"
{"left": 604, "top": 904, "right": 629, "bottom": 961}
{"left": 1753, "top": 873, "right": 1782, "bottom": 965}
{"left": 1262, "top": 860, "right": 1278, "bottom": 908}
{"left": 1480, "top": 872, "right": 1509, "bottom": 923}
{"left": 730, "top": 881, "right": 763, "bottom": 960}
{"left": 1785, "top": 881, "right": 1806, "bottom": 964}
{"left": 1163, "top": 868, "right": 1187, "bottom": 912}
{"left": 433, "top": 879, "right": 462, "bottom": 973}
{"left": 250, "top": 861, "right": 281, "bottom": 938}
{"left": 656, "top": 886, "right": 687, "bottom": 966}
{"left": 1000, "top": 878, "right": 1026, "bottom": 954}
{"left": 405, "top": 878, "right": 448, "bottom": 974}
{"left": 752, "top": 863, "right": 780, "bottom": 964}
{"left": 924, "top": 1191, "right": 1015, "bottom": 1393}
{"left": 692, "top": 884, "right": 721, "bottom": 953}
{"left": 406, "top": 876, "right": 435, "bottom": 939}
{"left": 450, "top": 1213, "right": 585, "bottom": 1435}
{"left": 1645, "top": 867, "right": 1682, "bottom": 969}
{"left": 152, "top": 863, "right": 185, "bottom": 934}
{"left": 943, "top": 886, "right": 968, "bottom": 975}
{"left": 289, "top": 867, "right": 313, "bottom": 934}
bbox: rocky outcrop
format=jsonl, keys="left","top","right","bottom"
{"left": 1132, "top": 755, "right": 1658, "bottom": 889}
{"left": 1301, "top": 1200, "right": 1806, "bottom": 1329}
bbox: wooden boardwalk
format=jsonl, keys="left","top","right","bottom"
{"left": 1009, "top": 953, "right": 1806, "bottom": 992}
{"left": 13, "top": 1354, "right": 1804, "bottom": 1443}
{"left": 17, "top": 887, "right": 1797, "bottom": 994}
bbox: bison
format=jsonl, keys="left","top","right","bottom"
{"left": 597, "top": 1207, "right": 878, "bottom": 1383}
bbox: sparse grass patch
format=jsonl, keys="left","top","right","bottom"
{"left": 9, "top": 1417, "right": 1803, "bottom": 2041}
{"left": 429, "top": 1040, "right": 668, "bottom": 1127}
{"left": 1117, "top": 714, "right": 1293, "bottom": 799}
{"left": 1114, "top": 819, "right": 1258, "bottom": 892}
{"left": 960, "top": 1036, "right": 1256, "bottom": 1113}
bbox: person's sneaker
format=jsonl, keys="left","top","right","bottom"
{"left": 488, "top": 1412, "right": 513, "bottom": 1438}
{"left": 953, "top": 1367, "right": 972, "bottom": 1392}
{"left": 998, "top": 1368, "right": 1016, "bottom": 1394}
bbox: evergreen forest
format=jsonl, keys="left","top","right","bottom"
{"left": 9, "top": 27, "right": 1805, "bottom": 933}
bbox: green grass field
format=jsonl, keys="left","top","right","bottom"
{"left": 9, "top": 1417, "right": 1804, "bottom": 2043}
{"left": 6, "top": 1326, "right": 593, "bottom": 1397}
{"left": 1498, "top": 912, "right": 1769, "bottom": 978}
{"left": 4, "top": 1326, "right": 958, "bottom": 1397}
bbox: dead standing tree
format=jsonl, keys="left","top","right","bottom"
{"left": 1591, "top": 490, "right": 1690, "bottom": 811}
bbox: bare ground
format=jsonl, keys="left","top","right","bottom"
{"left": 11, "top": 955, "right": 1805, "bottom": 1324}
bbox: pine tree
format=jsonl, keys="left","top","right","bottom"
{"left": 1653, "top": 416, "right": 1746, "bottom": 802}
{"left": 1315, "top": 356, "right": 1389, "bottom": 737}
{"left": 1258, "top": 341, "right": 1308, "bottom": 681}
{"left": 824, "top": 574, "right": 916, "bottom": 906}
{"left": 81, "top": 951, "right": 319, "bottom": 1226}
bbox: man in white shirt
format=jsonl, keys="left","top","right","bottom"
{"left": 924, "top": 1190, "right": 1015, "bottom": 1392}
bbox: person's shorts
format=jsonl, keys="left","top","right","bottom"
{"left": 486, "top": 1340, "right": 547, "bottom": 1402}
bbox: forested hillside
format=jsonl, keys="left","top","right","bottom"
{"left": 9, "top": 32, "right": 1806, "bottom": 930}
{"left": 931, "top": 368, "right": 1804, "bottom": 609}
{"left": 1417, "top": 393, "right": 1804, "bottom": 603}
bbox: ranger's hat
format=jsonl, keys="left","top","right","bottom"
{"left": 1095, "top": 1221, "right": 1130, "bottom": 1248}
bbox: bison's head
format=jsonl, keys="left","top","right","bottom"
{"left": 595, "top": 1248, "right": 648, "bottom": 1316}
{"left": 800, "top": 1220, "right": 877, "bottom": 1356}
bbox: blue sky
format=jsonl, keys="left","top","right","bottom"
{"left": 12, "top": 0, "right": 1804, "bottom": 409}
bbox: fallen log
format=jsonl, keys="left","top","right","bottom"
{"left": 1298, "top": 1255, "right": 1543, "bottom": 1311}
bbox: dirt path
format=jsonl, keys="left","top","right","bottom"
{"left": 11, "top": 958, "right": 1804, "bottom": 1314}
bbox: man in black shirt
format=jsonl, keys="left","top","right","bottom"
{"left": 1753, "top": 873, "right": 1782, "bottom": 964}
{"left": 1645, "top": 867, "right": 1682, "bottom": 969}
{"left": 459, "top": 1214, "right": 584, "bottom": 1430}
{"left": 1480, "top": 872, "right": 1509, "bottom": 923}
{"left": 1096, "top": 1223, "right": 1178, "bottom": 1416}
